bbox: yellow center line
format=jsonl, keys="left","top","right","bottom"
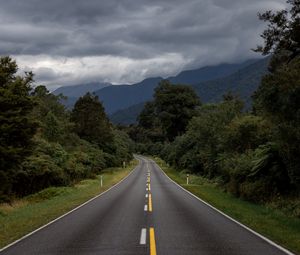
{"left": 148, "top": 183, "right": 151, "bottom": 191}
{"left": 148, "top": 194, "right": 152, "bottom": 212}
{"left": 150, "top": 227, "right": 157, "bottom": 255}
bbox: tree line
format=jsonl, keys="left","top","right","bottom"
{"left": 0, "top": 58, "right": 133, "bottom": 201}
{"left": 127, "top": 0, "right": 300, "bottom": 216}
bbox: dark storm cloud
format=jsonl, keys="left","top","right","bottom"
{"left": 0, "top": 0, "right": 288, "bottom": 86}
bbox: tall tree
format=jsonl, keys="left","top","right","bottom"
{"left": 254, "top": 1, "right": 300, "bottom": 186}
{"left": 153, "top": 80, "right": 201, "bottom": 141}
{"left": 71, "top": 93, "right": 113, "bottom": 149}
{"left": 254, "top": 0, "right": 300, "bottom": 71}
{"left": 0, "top": 56, "right": 37, "bottom": 197}
{"left": 31, "top": 85, "right": 68, "bottom": 143}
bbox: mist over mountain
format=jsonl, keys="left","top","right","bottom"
{"left": 168, "top": 59, "right": 258, "bottom": 84}
{"left": 94, "top": 58, "right": 263, "bottom": 114}
{"left": 192, "top": 57, "right": 270, "bottom": 105}
{"left": 53, "top": 57, "right": 268, "bottom": 124}
{"left": 53, "top": 82, "right": 110, "bottom": 98}
{"left": 109, "top": 57, "right": 269, "bottom": 124}
{"left": 94, "top": 77, "right": 162, "bottom": 114}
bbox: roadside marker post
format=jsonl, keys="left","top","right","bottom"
{"left": 187, "top": 174, "right": 189, "bottom": 185}
{"left": 100, "top": 175, "right": 103, "bottom": 187}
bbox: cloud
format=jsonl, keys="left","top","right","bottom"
{"left": 0, "top": 0, "right": 288, "bottom": 89}
{"left": 16, "top": 53, "right": 189, "bottom": 87}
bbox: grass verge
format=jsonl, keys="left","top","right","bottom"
{"left": 0, "top": 160, "right": 138, "bottom": 249}
{"left": 153, "top": 157, "right": 300, "bottom": 255}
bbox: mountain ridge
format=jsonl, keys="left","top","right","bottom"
{"left": 52, "top": 57, "right": 267, "bottom": 122}
{"left": 93, "top": 58, "right": 263, "bottom": 114}
{"left": 52, "top": 82, "right": 110, "bottom": 98}
{"left": 110, "top": 57, "right": 269, "bottom": 125}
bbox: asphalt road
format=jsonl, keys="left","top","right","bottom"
{"left": 0, "top": 156, "right": 293, "bottom": 255}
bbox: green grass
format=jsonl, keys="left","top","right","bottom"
{"left": 153, "top": 157, "right": 300, "bottom": 255}
{"left": 0, "top": 160, "right": 138, "bottom": 248}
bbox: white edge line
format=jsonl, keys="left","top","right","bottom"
{"left": 0, "top": 160, "right": 141, "bottom": 252}
{"left": 145, "top": 194, "right": 148, "bottom": 198}
{"left": 140, "top": 228, "right": 147, "bottom": 245}
{"left": 144, "top": 204, "right": 148, "bottom": 211}
{"left": 146, "top": 157, "right": 295, "bottom": 255}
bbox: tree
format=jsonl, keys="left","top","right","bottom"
{"left": 253, "top": 58, "right": 300, "bottom": 185}
{"left": 31, "top": 85, "right": 67, "bottom": 120}
{"left": 138, "top": 101, "right": 156, "bottom": 129}
{"left": 152, "top": 80, "right": 201, "bottom": 141}
{"left": 0, "top": 56, "right": 37, "bottom": 197}
{"left": 254, "top": 0, "right": 300, "bottom": 71}
{"left": 31, "top": 86, "right": 69, "bottom": 143}
{"left": 253, "top": 1, "right": 300, "bottom": 186}
{"left": 136, "top": 101, "right": 164, "bottom": 143}
{"left": 71, "top": 93, "right": 113, "bottom": 149}
{"left": 224, "top": 115, "right": 271, "bottom": 153}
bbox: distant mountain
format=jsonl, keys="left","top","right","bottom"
{"left": 192, "top": 57, "right": 270, "bottom": 105}
{"left": 53, "top": 57, "right": 269, "bottom": 124}
{"left": 110, "top": 57, "right": 270, "bottom": 125}
{"left": 94, "top": 77, "right": 162, "bottom": 114}
{"left": 109, "top": 102, "right": 145, "bottom": 125}
{"left": 95, "top": 58, "right": 261, "bottom": 115}
{"left": 169, "top": 59, "right": 258, "bottom": 85}
{"left": 53, "top": 82, "right": 110, "bottom": 98}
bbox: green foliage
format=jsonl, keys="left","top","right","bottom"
{"left": 31, "top": 85, "right": 71, "bottom": 144}
{"left": 153, "top": 80, "right": 201, "bottom": 141}
{"left": 138, "top": 101, "right": 156, "bottom": 129}
{"left": 135, "top": 80, "right": 201, "bottom": 143}
{"left": 219, "top": 143, "right": 289, "bottom": 202}
{"left": 249, "top": 143, "right": 289, "bottom": 191}
{"left": 251, "top": 1, "right": 300, "bottom": 188}
{"left": 254, "top": 0, "right": 300, "bottom": 71}
{"left": 71, "top": 93, "right": 113, "bottom": 149}
{"left": 252, "top": 0, "right": 300, "bottom": 189}
{"left": 254, "top": 58, "right": 300, "bottom": 186}
{"left": 0, "top": 56, "right": 37, "bottom": 197}
{"left": 224, "top": 115, "right": 271, "bottom": 153}
{"left": 163, "top": 99, "right": 243, "bottom": 176}
{"left": 110, "top": 130, "right": 134, "bottom": 165}
{"left": 254, "top": 59, "right": 300, "bottom": 121}
{"left": 43, "top": 112, "right": 62, "bottom": 142}
{"left": 0, "top": 58, "right": 133, "bottom": 201}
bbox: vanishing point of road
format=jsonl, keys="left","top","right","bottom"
{"left": 0, "top": 156, "right": 294, "bottom": 255}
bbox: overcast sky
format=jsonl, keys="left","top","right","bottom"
{"left": 0, "top": 0, "right": 287, "bottom": 89}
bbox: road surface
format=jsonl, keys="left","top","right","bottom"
{"left": 0, "top": 156, "right": 293, "bottom": 255}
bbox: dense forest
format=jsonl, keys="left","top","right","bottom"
{"left": 127, "top": 0, "right": 300, "bottom": 216}
{"left": 0, "top": 58, "right": 133, "bottom": 201}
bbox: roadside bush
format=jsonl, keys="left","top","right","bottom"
{"left": 219, "top": 143, "right": 290, "bottom": 202}
{"left": 239, "top": 179, "right": 274, "bottom": 203}
{"left": 248, "top": 143, "right": 290, "bottom": 194}
{"left": 16, "top": 154, "right": 67, "bottom": 196}
{"left": 110, "top": 130, "right": 134, "bottom": 164}
{"left": 219, "top": 151, "right": 254, "bottom": 196}
{"left": 64, "top": 151, "right": 91, "bottom": 181}
{"left": 224, "top": 115, "right": 272, "bottom": 153}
